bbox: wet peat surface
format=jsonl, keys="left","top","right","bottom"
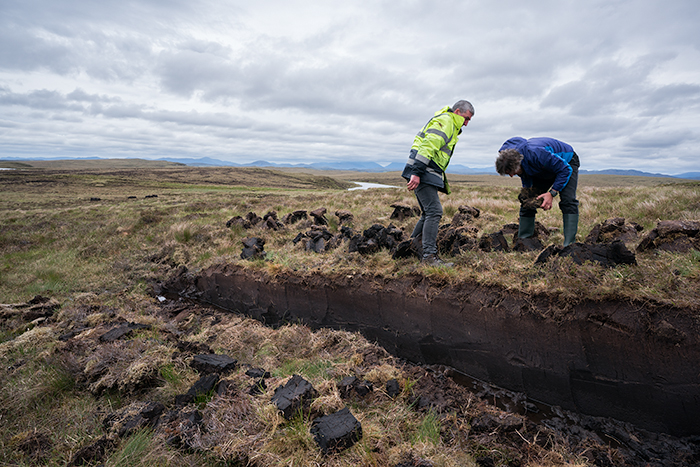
{"left": 162, "top": 264, "right": 700, "bottom": 466}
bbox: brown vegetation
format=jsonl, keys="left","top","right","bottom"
{"left": 1, "top": 160, "right": 699, "bottom": 466}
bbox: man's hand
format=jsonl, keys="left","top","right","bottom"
{"left": 537, "top": 192, "right": 554, "bottom": 210}
{"left": 407, "top": 174, "right": 420, "bottom": 191}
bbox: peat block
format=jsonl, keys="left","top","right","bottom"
{"left": 349, "top": 223, "right": 403, "bottom": 255}
{"left": 191, "top": 353, "right": 238, "bottom": 375}
{"left": 310, "top": 406, "right": 362, "bottom": 454}
{"left": 437, "top": 225, "right": 480, "bottom": 255}
{"left": 248, "top": 378, "right": 267, "bottom": 395}
{"left": 99, "top": 322, "right": 151, "bottom": 342}
{"left": 637, "top": 220, "right": 700, "bottom": 253}
{"left": 104, "top": 401, "right": 165, "bottom": 438}
{"left": 390, "top": 203, "right": 420, "bottom": 221}
{"left": 392, "top": 236, "right": 422, "bottom": 259}
{"left": 512, "top": 236, "right": 544, "bottom": 252}
{"left": 335, "top": 210, "right": 354, "bottom": 225}
{"left": 450, "top": 205, "right": 480, "bottom": 226}
{"left": 536, "top": 240, "right": 636, "bottom": 267}
{"left": 310, "top": 208, "right": 328, "bottom": 225}
{"left": 176, "top": 373, "right": 221, "bottom": 405}
{"left": 243, "top": 366, "right": 270, "bottom": 396}
{"left": 69, "top": 436, "right": 117, "bottom": 466}
{"left": 281, "top": 209, "right": 308, "bottom": 224}
{"left": 518, "top": 187, "right": 546, "bottom": 210}
{"left": 338, "top": 376, "right": 373, "bottom": 398}
{"left": 479, "top": 231, "right": 510, "bottom": 252}
{"left": 262, "top": 216, "right": 283, "bottom": 230}
{"left": 245, "top": 367, "right": 271, "bottom": 379}
{"left": 293, "top": 227, "right": 336, "bottom": 253}
{"left": 586, "top": 217, "right": 643, "bottom": 244}
{"left": 271, "top": 374, "right": 319, "bottom": 419}
{"left": 241, "top": 237, "right": 266, "bottom": 260}
{"left": 226, "top": 216, "right": 249, "bottom": 229}
{"left": 386, "top": 378, "right": 401, "bottom": 398}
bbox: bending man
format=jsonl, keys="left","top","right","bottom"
{"left": 402, "top": 100, "right": 474, "bottom": 265}
{"left": 495, "top": 137, "right": 580, "bottom": 246}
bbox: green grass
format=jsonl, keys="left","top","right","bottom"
{"left": 275, "top": 358, "right": 337, "bottom": 380}
{"left": 414, "top": 411, "right": 442, "bottom": 445}
{"left": 107, "top": 430, "right": 154, "bottom": 467}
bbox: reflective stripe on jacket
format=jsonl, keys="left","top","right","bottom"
{"left": 402, "top": 106, "right": 465, "bottom": 194}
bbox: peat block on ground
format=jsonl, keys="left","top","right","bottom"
{"left": 310, "top": 406, "right": 363, "bottom": 454}
{"left": 536, "top": 240, "right": 637, "bottom": 267}
{"left": 637, "top": 220, "right": 700, "bottom": 253}
{"left": 271, "top": 374, "right": 319, "bottom": 419}
{"left": 190, "top": 353, "right": 238, "bottom": 375}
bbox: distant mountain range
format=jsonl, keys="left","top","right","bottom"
{"left": 157, "top": 157, "right": 700, "bottom": 179}
{"left": 2, "top": 155, "right": 699, "bottom": 179}
{"left": 165, "top": 157, "right": 498, "bottom": 175}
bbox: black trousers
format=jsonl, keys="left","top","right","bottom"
{"left": 520, "top": 153, "right": 580, "bottom": 217}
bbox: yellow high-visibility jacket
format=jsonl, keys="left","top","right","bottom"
{"left": 402, "top": 106, "right": 465, "bottom": 194}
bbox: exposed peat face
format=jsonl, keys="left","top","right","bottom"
{"left": 165, "top": 264, "right": 700, "bottom": 438}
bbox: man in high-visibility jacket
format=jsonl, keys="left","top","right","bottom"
{"left": 402, "top": 100, "right": 474, "bottom": 266}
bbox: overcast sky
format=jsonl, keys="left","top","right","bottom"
{"left": 2, "top": 0, "right": 699, "bottom": 174}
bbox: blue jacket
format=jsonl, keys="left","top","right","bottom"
{"left": 499, "top": 137, "right": 575, "bottom": 192}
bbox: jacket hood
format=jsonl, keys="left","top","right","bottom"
{"left": 499, "top": 137, "right": 527, "bottom": 152}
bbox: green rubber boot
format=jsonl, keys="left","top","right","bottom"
{"left": 518, "top": 216, "right": 536, "bottom": 239}
{"left": 563, "top": 214, "right": 579, "bottom": 246}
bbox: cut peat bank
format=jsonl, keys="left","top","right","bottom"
{"left": 167, "top": 264, "right": 700, "bottom": 437}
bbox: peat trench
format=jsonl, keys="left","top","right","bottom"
{"left": 164, "top": 264, "right": 700, "bottom": 439}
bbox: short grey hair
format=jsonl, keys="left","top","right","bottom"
{"left": 452, "top": 100, "right": 474, "bottom": 115}
{"left": 495, "top": 149, "right": 523, "bottom": 175}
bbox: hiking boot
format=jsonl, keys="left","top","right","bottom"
{"left": 421, "top": 254, "right": 453, "bottom": 267}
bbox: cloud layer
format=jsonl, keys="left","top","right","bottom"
{"left": 2, "top": 0, "right": 699, "bottom": 174}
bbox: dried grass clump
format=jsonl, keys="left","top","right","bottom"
{"left": 0, "top": 326, "right": 56, "bottom": 358}
{"left": 83, "top": 340, "right": 172, "bottom": 394}
{"left": 189, "top": 381, "right": 266, "bottom": 459}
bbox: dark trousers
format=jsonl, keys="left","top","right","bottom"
{"left": 411, "top": 183, "right": 442, "bottom": 257}
{"left": 520, "top": 153, "right": 580, "bottom": 218}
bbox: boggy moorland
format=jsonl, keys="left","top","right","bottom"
{"left": 1, "top": 160, "right": 700, "bottom": 466}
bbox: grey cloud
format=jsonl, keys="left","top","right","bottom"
{"left": 67, "top": 89, "right": 121, "bottom": 104}
{"left": 96, "top": 103, "right": 146, "bottom": 119}
{"left": 0, "top": 88, "right": 79, "bottom": 112}
{"left": 0, "top": 87, "right": 129, "bottom": 114}
{"left": 0, "top": 24, "right": 155, "bottom": 82}
{"left": 154, "top": 35, "right": 412, "bottom": 123}
{"left": 1, "top": 0, "right": 700, "bottom": 173}
{"left": 0, "top": 26, "right": 75, "bottom": 74}
{"left": 156, "top": 47, "right": 241, "bottom": 98}
{"left": 625, "top": 129, "right": 697, "bottom": 150}
{"left": 540, "top": 53, "right": 683, "bottom": 117}
{"left": 643, "top": 84, "right": 700, "bottom": 116}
